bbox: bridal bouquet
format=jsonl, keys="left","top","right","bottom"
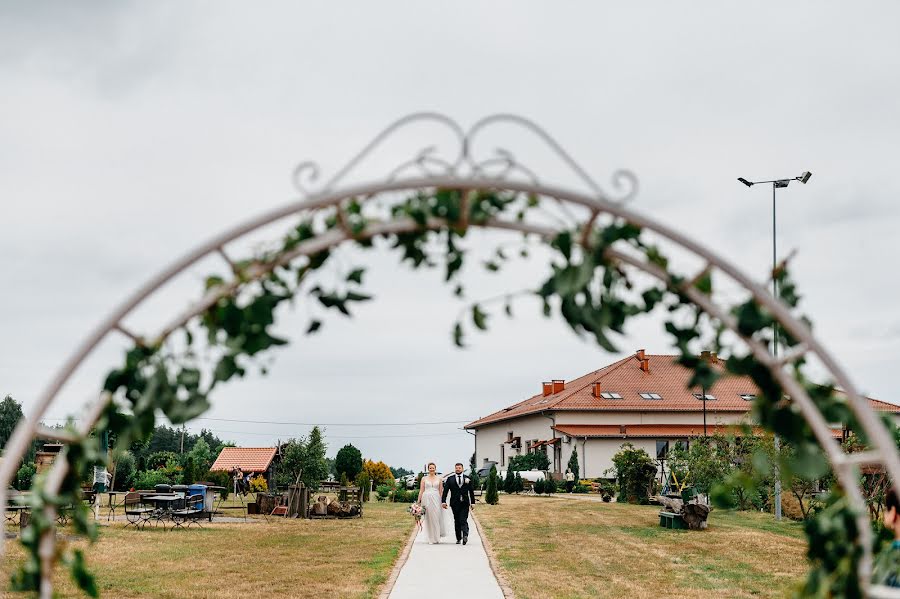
{"left": 408, "top": 503, "right": 426, "bottom": 527}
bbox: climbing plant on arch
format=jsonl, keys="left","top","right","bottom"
{"left": 2, "top": 113, "right": 898, "bottom": 598}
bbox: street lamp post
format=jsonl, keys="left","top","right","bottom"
{"left": 737, "top": 171, "right": 812, "bottom": 521}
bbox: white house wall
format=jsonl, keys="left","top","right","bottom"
{"left": 473, "top": 414, "right": 555, "bottom": 471}
{"left": 554, "top": 410, "right": 749, "bottom": 426}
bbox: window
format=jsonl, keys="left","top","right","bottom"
{"left": 600, "top": 392, "right": 622, "bottom": 399}
{"left": 500, "top": 444, "right": 505, "bottom": 466}
{"left": 692, "top": 393, "right": 717, "bottom": 400}
{"left": 507, "top": 431, "right": 513, "bottom": 441}
{"left": 639, "top": 392, "right": 662, "bottom": 400}
{"left": 740, "top": 394, "right": 756, "bottom": 401}
{"left": 656, "top": 440, "right": 669, "bottom": 459}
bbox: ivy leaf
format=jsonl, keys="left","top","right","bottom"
{"left": 306, "top": 320, "right": 322, "bottom": 334}
{"left": 453, "top": 322, "right": 465, "bottom": 348}
{"left": 693, "top": 271, "right": 713, "bottom": 295}
{"left": 483, "top": 261, "right": 500, "bottom": 272}
{"left": 454, "top": 284, "right": 464, "bottom": 298}
{"left": 346, "top": 291, "right": 373, "bottom": 303}
{"left": 553, "top": 231, "right": 573, "bottom": 260}
{"left": 346, "top": 268, "right": 365, "bottom": 285}
{"left": 472, "top": 305, "right": 489, "bottom": 331}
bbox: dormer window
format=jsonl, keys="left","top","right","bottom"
{"left": 639, "top": 392, "right": 662, "bottom": 400}
{"left": 600, "top": 392, "right": 622, "bottom": 399}
{"left": 740, "top": 394, "right": 756, "bottom": 401}
{"left": 693, "top": 393, "right": 717, "bottom": 400}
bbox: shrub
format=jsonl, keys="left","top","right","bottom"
{"left": 573, "top": 484, "right": 590, "bottom": 494}
{"left": 249, "top": 475, "right": 268, "bottom": 493}
{"left": 134, "top": 469, "right": 175, "bottom": 490}
{"left": 376, "top": 484, "right": 392, "bottom": 500}
{"left": 514, "top": 471, "right": 523, "bottom": 494}
{"left": 392, "top": 489, "right": 416, "bottom": 503}
{"left": 112, "top": 451, "right": 136, "bottom": 491}
{"left": 544, "top": 477, "right": 556, "bottom": 495}
{"left": 355, "top": 471, "right": 371, "bottom": 502}
{"left": 485, "top": 465, "right": 499, "bottom": 505}
{"left": 335, "top": 444, "right": 363, "bottom": 481}
{"left": 363, "top": 460, "right": 395, "bottom": 487}
{"left": 533, "top": 478, "right": 545, "bottom": 494}
{"left": 15, "top": 462, "right": 36, "bottom": 490}
{"left": 567, "top": 447, "right": 580, "bottom": 482}
{"left": 610, "top": 443, "right": 657, "bottom": 504}
{"left": 503, "top": 467, "right": 516, "bottom": 494}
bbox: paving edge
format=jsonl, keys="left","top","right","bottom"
{"left": 377, "top": 522, "right": 419, "bottom": 599}
{"left": 472, "top": 511, "right": 516, "bottom": 599}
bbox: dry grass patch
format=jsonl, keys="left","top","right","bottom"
{"left": 3, "top": 501, "right": 412, "bottom": 598}
{"left": 476, "top": 494, "right": 807, "bottom": 599}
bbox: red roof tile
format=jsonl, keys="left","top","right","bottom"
{"left": 465, "top": 352, "right": 898, "bottom": 428}
{"left": 210, "top": 447, "right": 277, "bottom": 473}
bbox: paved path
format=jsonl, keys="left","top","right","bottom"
{"left": 388, "top": 507, "right": 503, "bottom": 599}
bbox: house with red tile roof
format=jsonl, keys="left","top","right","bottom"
{"left": 464, "top": 350, "right": 900, "bottom": 479}
{"left": 210, "top": 447, "right": 279, "bottom": 488}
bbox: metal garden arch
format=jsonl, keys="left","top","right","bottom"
{"left": 2, "top": 113, "right": 898, "bottom": 597}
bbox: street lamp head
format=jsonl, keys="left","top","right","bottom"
{"left": 798, "top": 171, "right": 812, "bottom": 184}
{"left": 737, "top": 177, "right": 754, "bottom": 188}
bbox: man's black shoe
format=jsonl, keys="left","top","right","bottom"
{"left": 456, "top": 539, "right": 461, "bottom": 544}
{"left": 463, "top": 536, "right": 468, "bottom": 545}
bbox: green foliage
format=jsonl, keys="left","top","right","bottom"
{"left": 355, "top": 471, "right": 371, "bottom": 502}
{"left": 202, "top": 470, "right": 231, "bottom": 499}
{"left": 0, "top": 394, "right": 24, "bottom": 450}
{"left": 390, "top": 466, "right": 414, "bottom": 479}
{"left": 335, "top": 444, "right": 363, "bottom": 481}
{"left": 375, "top": 484, "right": 392, "bottom": 500}
{"left": 503, "top": 467, "right": 516, "bottom": 494}
{"left": 610, "top": 443, "right": 657, "bottom": 504}
{"left": 111, "top": 451, "right": 136, "bottom": 492}
{"left": 567, "top": 448, "right": 580, "bottom": 482}
{"left": 533, "top": 478, "right": 544, "bottom": 494}
{"left": 667, "top": 436, "right": 732, "bottom": 495}
{"left": 15, "top": 462, "right": 36, "bottom": 490}
{"left": 469, "top": 468, "right": 481, "bottom": 492}
{"left": 133, "top": 468, "right": 178, "bottom": 491}
{"left": 485, "top": 465, "right": 500, "bottom": 505}
{"left": 507, "top": 451, "right": 550, "bottom": 472}
{"left": 514, "top": 471, "right": 523, "bottom": 494}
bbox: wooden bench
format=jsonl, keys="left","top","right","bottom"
{"left": 659, "top": 511, "right": 687, "bottom": 530}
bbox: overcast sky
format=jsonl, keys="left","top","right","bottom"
{"left": 2, "top": 2, "right": 899, "bottom": 473}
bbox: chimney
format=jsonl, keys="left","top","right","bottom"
{"left": 701, "top": 350, "right": 719, "bottom": 365}
{"left": 636, "top": 349, "right": 645, "bottom": 361}
{"left": 640, "top": 358, "right": 650, "bottom": 373}
{"left": 542, "top": 382, "right": 553, "bottom": 397}
{"left": 552, "top": 379, "right": 565, "bottom": 394}
{"left": 619, "top": 425, "right": 626, "bottom": 434}
{"left": 592, "top": 382, "right": 602, "bottom": 398}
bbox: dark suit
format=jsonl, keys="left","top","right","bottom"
{"left": 442, "top": 473, "right": 475, "bottom": 541}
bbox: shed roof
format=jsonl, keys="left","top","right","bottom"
{"left": 210, "top": 447, "right": 277, "bottom": 473}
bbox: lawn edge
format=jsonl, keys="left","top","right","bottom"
{"left": 472, "top": 510, "right": 515, "bottom": 599}
{"left": 377, "top": 521, "right": 418, "bottom": 599}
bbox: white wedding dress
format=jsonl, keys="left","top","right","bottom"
{"left": 420, "top": 476, "right": 447, "bottom": 544}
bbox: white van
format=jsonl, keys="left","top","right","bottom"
{"left": 499, "top": 469, "right": 545, "bottom": 482}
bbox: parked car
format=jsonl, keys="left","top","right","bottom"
{"left": 401, "top": 474, "right": 418, "bottom": 489}
{"left": 477, "top": 461, "right": 498, "bottom": 479}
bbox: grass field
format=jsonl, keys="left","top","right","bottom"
{"left": 476, "top": 494, "right": 808, "bottom": 599}
{"left": 3, "top": 500, "right": 413, "bottom": 598}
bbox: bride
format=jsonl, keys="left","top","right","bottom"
{"left": 417, "top": 462, "right": 447, "bottom": 544}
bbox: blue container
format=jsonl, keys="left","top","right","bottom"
{"left": 187, "top": 484, "right": 207, "bottom": 511}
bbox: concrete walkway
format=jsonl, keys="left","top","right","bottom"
{"left": 388, "top": 507, "right": 503, "bottom": 599}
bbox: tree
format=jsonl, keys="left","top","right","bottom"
{"left": 485, "top": 465, "right": 500, "bottom": 505}
{"left": 610, "top": 443, "right": 658, "bottom": 504}
{"left": 390, "top": 466, "right": 413, "bottom": 479}
{"left": 503, "top": 466, "right": 517, "bottom": 493}
{"left": 111, "top": 451, "right": 136, "bottom": 491}
{"left": 363, "top": 460, "right": 394, "bottom": 487}
{"left": 508, "top": 451, "right": 550, "bottom": 472}
{"left": 470, "top": 452, "right": 477, "bottom": 472}
{"left": 335, "top": 444, "right": 363, "bottom": 481}
{"left": 567, "top": 447, "right": 580, "bottom": 482}
{"left": 278, "top": 438, "right": 306, "bottom": 488}
{"left": 303, "top": 426, "right": 329, "bottom": 489}
{"left": 0, "top": 395, "right": 24, "bottom": 449}
{"left": 514, "top": 471, "right": 524, "bottom": 494}
{"left": 187, "top": 438, "right": 213, "bottom": 473}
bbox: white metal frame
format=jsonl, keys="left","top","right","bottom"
{"left": 1, "top": 113, "right": 897, "bottom": 597}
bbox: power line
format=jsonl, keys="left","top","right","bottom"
{"left": 184, "top": 427, "right": 466, "bottom": 440}
{"left": 194, "top": 417, "right": 470, "bottom": 426}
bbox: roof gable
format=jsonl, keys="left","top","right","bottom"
{"left": 210, "top": 447, "right": 277, "bottom": 473}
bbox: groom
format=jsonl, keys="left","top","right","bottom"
{"left": 442, "top": 462, "right": 475, "bottom": 545}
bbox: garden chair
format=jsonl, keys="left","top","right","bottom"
{"left": 124, "top": 492, "right": 153, "bottom": 530}
{"left": 171, "top": 494, "right": 204, "bottom": 529}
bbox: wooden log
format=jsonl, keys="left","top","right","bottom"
{"left": 683, "top": 503, "right": 710, "bottom": 530}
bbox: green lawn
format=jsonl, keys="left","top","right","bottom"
{"left": 476, "top": 494, "right": 808, "bottom": 599}
{"left": 3, "top": 501, "right": 413, "bottom": 598}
